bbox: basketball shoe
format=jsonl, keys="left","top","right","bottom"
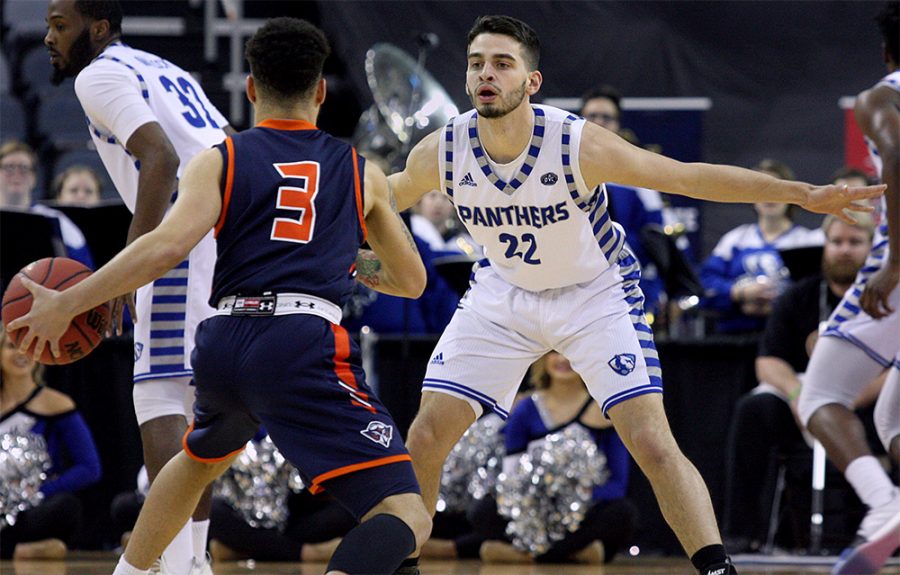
{"left": 832, "top": 487, "right": 900, "bottom": 575}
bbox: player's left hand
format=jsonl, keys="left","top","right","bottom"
{"left": 859, "top": 262, "right": 899, "bottom": 319}
{"left": 6, "top": 277, "right": 73, "bottom": 360}
{"left": 802, "top": 183, "right": 885, "bottom": 224}
{"left": 108, "top": 292, "right": 136, "bottom": 336}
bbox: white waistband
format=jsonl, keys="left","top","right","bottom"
{"left": 214, "top": 293, "right": 342, "bottom": 324}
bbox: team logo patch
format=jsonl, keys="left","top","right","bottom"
{"left": 458, "top": 172, "right": 477, "bottom": 187}
{"left": 430, "top": 352, "right": 445, "bottom": 366}
{"left": 134, "top": 342, "right": 144, "bottom": 362}
{"left": 228, "top": 296, "right": 276, "bottom": 316}
{"left": 608, "top": 353, "right": 636, "bottom": 376}
{"left": 361, "top": 421, "right": 394, "bottom": 448}
{"left": 540, "top": 172, "right": 559, "bottom": 185}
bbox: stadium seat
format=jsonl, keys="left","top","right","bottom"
{"left": 36, "top": 93, "right": 93, "bottom": 150}
{"left": 0, "top": 97, "right": 28, "bottom": 143}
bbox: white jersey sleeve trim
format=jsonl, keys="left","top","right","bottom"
{"left": 75, "top": 59, "right": 157, "bottom": 146}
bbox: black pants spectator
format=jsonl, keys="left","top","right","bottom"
{"left": 724, "top": 391, "right": 885, "bottom": 552}
{"left": 468, "top": 494, "right": 638, "bottom": 563}
{"left": 0, "top": 492, "right": 82, "bottom": 559}
{"left": 208, "top": 491, "right": 356, "bottom": 561}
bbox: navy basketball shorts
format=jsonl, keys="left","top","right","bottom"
{"left": 186, "top": 314, "right": 419, "bottom": 519}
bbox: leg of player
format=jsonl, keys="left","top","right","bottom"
{"left": 139, "top": 415, "right": 214, "bottom": 574}
{"left": 405, "top": 392, "right": 479, "bottom": 516}
{"left": 874, "top": 362, "right": 900, "bottom": 465}
{"left": 325, "top": 493, "right": 432, "bottom": 575}
{"left": 607, "top": 393, "right": 735, "bottom": 575}
{"left": 113, "top": 452, "right": 236, "bottom": 575}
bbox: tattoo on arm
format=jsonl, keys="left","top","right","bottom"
{"left": 388, "top": 183, "right": 420, "bottom": 254}
{"left": 355, "top": 249, "right": 382, "bottom": 287}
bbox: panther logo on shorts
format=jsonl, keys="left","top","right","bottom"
{"left": 134, "top": 342, "right": 144, "bottom": 362}
{"left": 608, "top": 353, "right": 636, "bottom": 376}
{"left": 361, "top": 421, "right": 394, "bottom": 448}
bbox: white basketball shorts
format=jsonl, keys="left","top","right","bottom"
{"left": 132, "top": 230, "right": 215, "bottom": 422}
{"left": 422, "top": 251, "right": 662, "bottom": 419}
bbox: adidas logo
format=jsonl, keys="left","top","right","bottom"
{"left": 430, "top": 352, "right": 445, "bottom": 365}
{"left": 457, "top": 172, "right": 476, "bottom": 187}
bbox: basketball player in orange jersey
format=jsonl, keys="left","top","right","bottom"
{"left": 13, "top": 16, "right": 432, "bottom": 575}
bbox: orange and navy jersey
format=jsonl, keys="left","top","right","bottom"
{"left": 210, "top": 119, "right": 366, "bottom": 307}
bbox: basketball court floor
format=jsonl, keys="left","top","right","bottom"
{"left": 4, "top": 556, "right": 900, "bottom": 575}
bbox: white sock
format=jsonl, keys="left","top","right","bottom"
{"left": 845, "top": 455, "right": 896, "bottom": 508}
{"left": 162, "top": 520, "right": 194, "bottom": 575}
{"left": 192, "top": 519, "right": 210, "bottom": 561}
{"left": 113, "top": 556, "right": 149, "bottom": 575}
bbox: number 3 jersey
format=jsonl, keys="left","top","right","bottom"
{"left": 211, "top": 120, "right": 367, "bottom": 308}
{"left": 75, "top": 42, "right": 228, "bottom": 212}
{"left": 440, "top": 104, "right": 625, "bottom": 292}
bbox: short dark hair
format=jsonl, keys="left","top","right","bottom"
{"left": 876, "top": 2, "right": 899, "bottom": 64}
{"left": 467, "top": 15, "right": 540, "bottom": 70}
{"left": 245, "top": 17, "right": 330, "bottom": 101}
{"left": 74, "top": 0, "right": 123, "bottom": 35}
{"left": 580, "top": 85, "right": 622, "bottom": 115}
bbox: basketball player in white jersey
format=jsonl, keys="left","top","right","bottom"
{"left": 385, "top": 15, "right": 884, "bottom": 575}
{"left": 44, "top": 1, "right": 233, "bottom": 573}
{"left": 797, "top": 4, "right": 900, "bottom": 574}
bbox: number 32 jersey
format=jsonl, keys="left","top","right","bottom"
{"left": 440, "top": 104, "right": 626, "bottom": 292}
{"left": 75, "top": 42, "right": 228, "bottom": 211}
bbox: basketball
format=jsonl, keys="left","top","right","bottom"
{"left": 1, "top": 257, "right": 110, "bottom": 365}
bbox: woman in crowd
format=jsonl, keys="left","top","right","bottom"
{"left": 0, "top": 327, "right": 102, "bottom": 559}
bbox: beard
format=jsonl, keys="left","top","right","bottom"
{"left": 469, "top": 80, "right": 527, "bottom": 119}
{"left": 822, "top": 256, "right": 863, "bottom": 286}
{"left": 51, "top": 28, "right": 95, "bottom": 85}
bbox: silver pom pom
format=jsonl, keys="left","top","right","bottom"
{"left": 0, "top": 433, "right": 51, "bottom": 528}
{"left": 214, "top": 436, "right": 305, "bottom": 530}
{"left": 438, "top": 413, "right": 505, "bottom": 513}
{"left": 495, "top": 424, "right": 608, "bottom": 555}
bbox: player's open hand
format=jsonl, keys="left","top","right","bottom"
{"left": 802, "top": 183, "right": 885, "bottom": 224}
{"left": 6, "top": 277, "right": 72, "bottom": 360}
{"left": 859, "top": 263, "right": 899, "bottom": 319}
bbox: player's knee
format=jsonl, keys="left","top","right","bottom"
{"left": 370, "top": 494, "right": 433, "bottom": 549}
{"left": 621, "top": 425, "right": 678, "bottom": 474}
{"left": 873, "top": 398, "right": 900, "bottom": 454}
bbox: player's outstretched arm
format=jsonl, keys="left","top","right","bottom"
{"left": 8, "top": 149, "right": 223, "bottom": 359}
{"left": 388, "top": 129, "right": 442, "bottom": 212}
{"left": 578, "top": 122, "right": 884, "bottom": 224}
{"left": 357, "top": 162, "right": 427, "bottom": 298}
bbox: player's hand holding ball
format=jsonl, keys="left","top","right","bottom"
{"left": 1, "top": 257, "right": 110, "bottom": 364}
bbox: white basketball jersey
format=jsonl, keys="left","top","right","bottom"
{"left": 439, "top": 105, "right": 625, "bottom": 291}
{"left": 74, "top": 42, "right": 227, "bottom": 212}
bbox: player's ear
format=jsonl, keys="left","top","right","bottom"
{"left": 315, "top": 77, "right": 326, "bottom": 106}
{"left": 90, "top": 19, "right": 109, "bottom": 42}
{"left": 246, "top": 75, "right": 257, "bottom": 104}
{"left": 525, "top": 70, "right": 542, "bottom": 96}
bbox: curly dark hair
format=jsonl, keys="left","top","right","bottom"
{"left": 245, "top": 17, "right": 331, "bottom": 101}
{"left": 876, "top": 2, "right": 899, "bottom": 64}
{"left": 74, "top": 0, "right": 123, "bottom": 35}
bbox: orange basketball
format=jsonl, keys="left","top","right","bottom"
{"left": 1, "top": 257, "right": 110, "bottom": 365}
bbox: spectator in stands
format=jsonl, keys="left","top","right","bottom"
{"left": 53, "top": 164, "right": 102, "bottom": 206}
{"left": 411, "top": 189, "right": 481, "bottom": 257}
{"left": 723, "top": 213, "right": 881, "bottom": 552}
{"left": 0, "top": 140, "right": 94, "bottom": 268}
{"left": 0, "top": 327, "right": 102, "bottom": 560}
{"left": 699, "top": 159, "right": 824, "bottom": 334}
{"left": 471, "top": 352, "right": 638, "bottom": 565}
{"left": 580, "top": 86, "right": 668, "bottom": 317}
